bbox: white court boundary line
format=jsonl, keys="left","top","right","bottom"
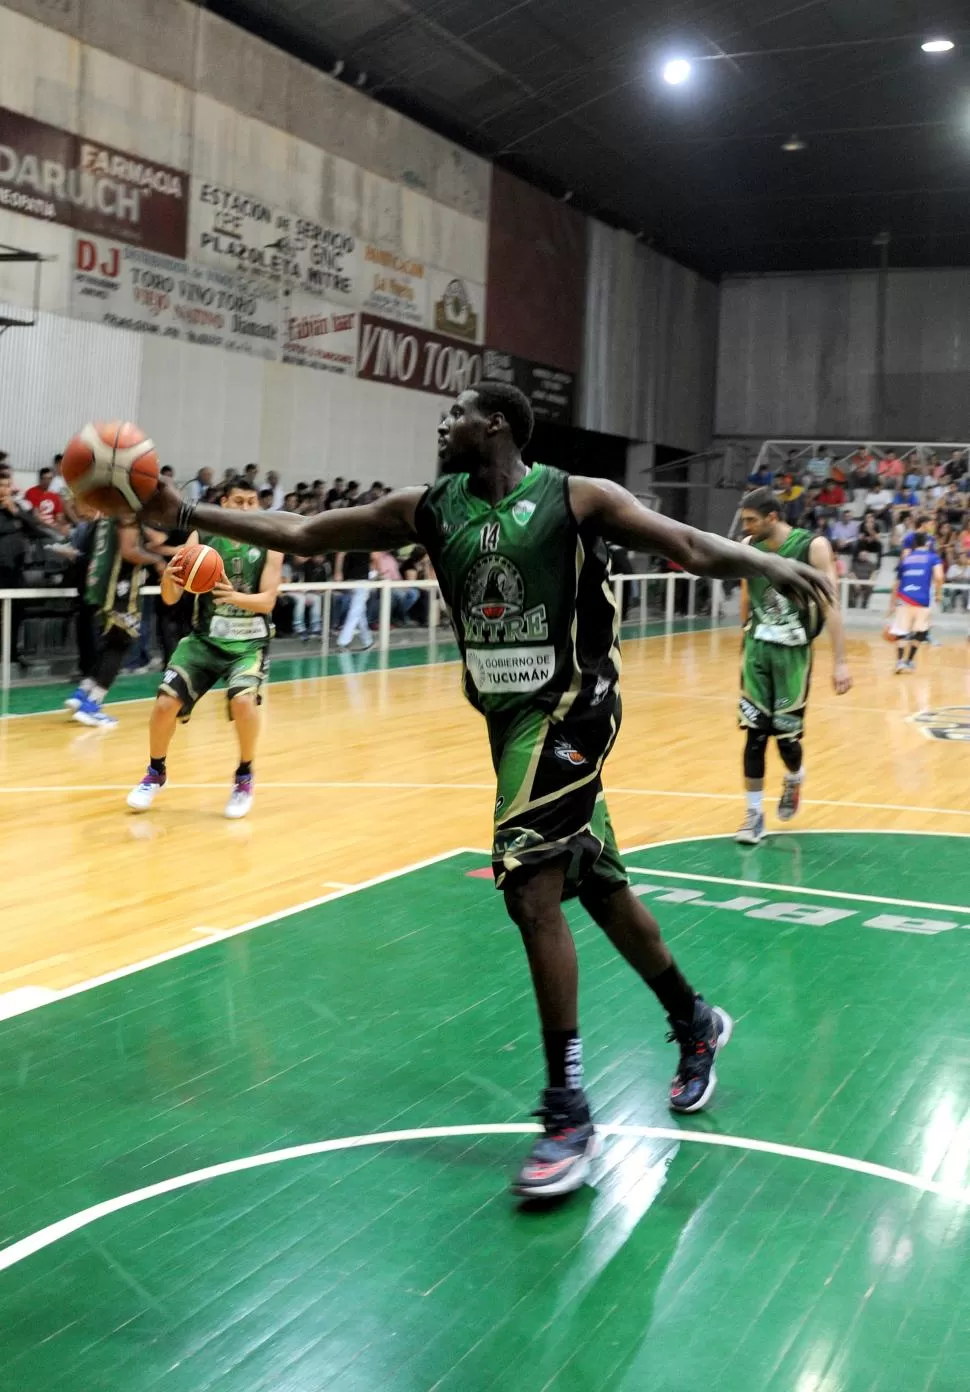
{"left": 0, "top": 1120, "right": 966, "bottom": 1275}
{"left": 626, "top": 868, "right": 970, "bottom": 918}
{"left": 0, "top": 847, "right": 481, "bottom": 1016}
{"left": 0, "top": 624, "right": 715, "bottom": 722}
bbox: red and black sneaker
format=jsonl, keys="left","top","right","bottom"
{"left": 512, "top": 1088, "right": 597, "bottom": 1199}
{"left": 668, "top": 998, "right": 734, "bottom": 1114}
{"left": 778, "top": 774, "right": 802, "bottom": 822}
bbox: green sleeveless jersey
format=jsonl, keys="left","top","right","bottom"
{"left": 194, "top": 533, "right": 271, "bottom": 649}
{"left": 84, "top": 518, "right": 144, "bottom": 612}
{"left": 415, "top": 464, "right": 620, "bottom": 716}
{"left": 746, "top": 528, "right": 822, "bottom": 647}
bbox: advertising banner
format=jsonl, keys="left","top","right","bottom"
{"left": 280, "top": 287, "right": 358, "bottom": 374}
{"left": 0, "top": 107, "right": 187, "bottom": 257}
{"left": 428, "top": 268, "right": 485, "bottom": 344}
{"left": 72, "top": 235, "right": 280, "bottom": 358}
{"left": 482, "top": 349, "right": 575, "bottom": 425}
{"left": 358, "top": 242, "right": 428, "bottom": 327}
{"left": 357, "top": 314, "right": 484, "bottom": 396}
{"left": 191, "top": 181, "right": 357, "bottom": 300}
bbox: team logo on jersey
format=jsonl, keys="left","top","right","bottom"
{"left": 909, "top": 707, "right": 970, "bottom": 742}
{"left": 554, "top": 739, "right": 588, "bottom": 766}
{"left": 461, "top": 554, "right": 550, "bottom": 645}
{"left": 248, "top": 548, "right": 261, "bottom": 563}
{"left": 512, "top": 500, "right": 536, "bottom": 526}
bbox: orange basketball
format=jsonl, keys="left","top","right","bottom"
{"left": 62, "top": 421, "right": 160, "bottom": 517}
{"left": 172, "top": 543, "right": 225, "bottom": 594}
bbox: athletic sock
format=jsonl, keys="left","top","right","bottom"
{"left": 89, "top": 684, "right": 107, "bottom": 703}
{"left": 79, "top": 677, "right": 94, "bottom": 695}
{"left": 784, "top": 768, "right": 805, "bottom": 784}
{"left": 907, "top": 644, "right": 918, "bottom": 662}
{"left": 543, "top": 1029, "right": 582, "bottom": 1091}
{"left": 149, "top": 756, "right": 166, "bottom": 776}
{"left": 746, "top": 789, "right": 763, "bottom": 814}
{"left": 646, "top": 962, "right": 696, "bottom": 1022}
{"left": 235, "top": 761, "right": 253, "bottom": 778}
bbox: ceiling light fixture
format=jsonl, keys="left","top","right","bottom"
{"left": 782, "top": 134, "right": 806, "bottom": 151}
{"left": 921, "top": 38, "right": 954, "bottom": 53}
{"left": 662, "top": 58, "right": 692, "bottom": 85}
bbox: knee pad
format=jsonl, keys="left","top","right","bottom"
{"left": 743, "top": 728, "right": 769, "bottom": 780}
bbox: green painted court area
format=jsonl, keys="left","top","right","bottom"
{"left": 2, "top": 833, "right": 969, "bottom": 1391}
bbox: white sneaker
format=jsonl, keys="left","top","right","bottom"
{"left": 73, "top": 698, "right": 118, "bottom": 729}
{"left": 127, "top": 769, "right": 166, "bottom": 811}
{"left": 734, "top": 808, "right": 766, "bottom": 845}
{"left": 225, "top": 774, "right": 254, "bottom": 819}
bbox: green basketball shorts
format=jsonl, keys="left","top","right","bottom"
{"left": 488, "top": 695, "right": 629, "bottom": 899}
{"left": 739, "top": 638, "right": 813, "bottom": 740}
{"left": 160, "top": 633, "right": 269, "bottom": 721}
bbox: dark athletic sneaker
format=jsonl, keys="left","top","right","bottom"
{"left": 668, "top": 998, "right": 734, "bottom": 1114}
{"left": 512, "top": 1087, "right": 597, "bottom": 1199}
{"left": 777, "top": 775, "right": 802, "bottom": 822}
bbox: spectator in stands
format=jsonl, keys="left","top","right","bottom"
{"left": 160, "top": 465, "right": 175, "bottom": 483}
{"left": 777, "top": 476, "right": 805, "bottom": 524}
{"left": 24, "top": 466, "right": 68, "bottom": 533}
{"left": 283, "top": 491, "right": 299, "bottom": 512}
{"left": 0, "top": 464, "right": 63, "bottom": 672}
{"left": 878, "top": 450, "right": 904, "bottom": 482}
{"left": 243, "top": 463, "right": 260, "bottom": 490}
{"left": 830, "top": 508, "right": 860, "bottom": 554}
{"left": 806, "top": 446, "right": 832, "bottom": 482}
{"left": 817, "top": 478, "right": 846, "bottom": 509}
{"left": 848, "top": 513, "right": 883, "bottom": 608}
{"left": 183, "top": 467, "right": 213, "bottom": 504}
{"left": 938, "top": 482, "right": 967, "bottom": 525}
{"left": 325, "top": 477, "right": 346, "bottom": 509}
{"left": 258, "top": 488, "right": 275, "bottom": 510}
{"left": 946, "top": 529, "right": 970, "bottom": 610}
{"left": 287, "top": 552, "right": 328, "bottom": 639}
{"left": 943, "top": 449, "right": 967, "bottom": 482}
{"left": 263, "top": 470, "right": 283, "bottom": 510}
{"left": 894, "top": 484, "right": 920, "bottom": 509}
{"left": 369, "top": 550, "right": 420, "bottom": 625}
{"left": 865, "top": 482, "right": 894, "bottom": 524}
{"left": 359, "top": 479, "right": 386, "bottom": 505}
{"left": 747, "top": 460, "right": 774, "bottom": 487}
{"left": 344, "top": 481, "right": 360, "bottom": 506}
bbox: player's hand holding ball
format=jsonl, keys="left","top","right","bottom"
{"left": 169, "top": 543, "right": 226, "bottom": 594}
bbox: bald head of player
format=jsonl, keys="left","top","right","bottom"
{"left": 437, "top": 382, "right": 535, "bottom": 478}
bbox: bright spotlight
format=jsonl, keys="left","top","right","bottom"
{"left": 663, "top": 58, "right": 692, "bottom": 85}
{"left": 921, "top": 38, "right": 954, "bottom": 53}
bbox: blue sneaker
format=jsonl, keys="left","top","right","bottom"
{"left": 734, "top": 808, "right": 765, "bottom": 844}
{"left": 512, "top": 1088, "right": 597, "bottom": 1199}
{"left": 73, "top": 697, "right": 118, "bottom": 729}
{"left": 64, "top": 686, "right": 87, "bottom": 713}
{"left": 668, "top": 999, "right": 733, "bottom": 1114}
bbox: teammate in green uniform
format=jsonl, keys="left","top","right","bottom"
{"left": 65, "top": 515, "right": 165, "bottom": 728}
{"left": 736, "top": 487, "right": 852, "bottom": 844}
{"left": 127, "top": 476, "right": 282, "bottom": 819}
{"left": 145, "top": 384, "right": 832, "bottom": 1199}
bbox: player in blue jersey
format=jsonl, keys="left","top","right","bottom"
{"left": 889, "top": 533, "right": 944, "bottom": 673}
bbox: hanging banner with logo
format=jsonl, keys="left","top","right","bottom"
{"left": 357, "top": 314, "right": 484, "bottom": 396}
{"left": 191, "top": 181, "right": 357, "bottom": 301}
{"left": 358, "top": 242, "right": 428, "bottom": 327}
{"left": 429, "top": 268, "right": 485, "bottom": 344}
{"left": 280, "top": 288, "right": 358, "bottom": 374}
{"left": 0, "top": 107, "right": 187, "bottom": 257}
{"left": 483, "top": 349, "right": 576, "bottom": 425}
{"left": 72, "top": 235, "right": 280, "bottom": 358}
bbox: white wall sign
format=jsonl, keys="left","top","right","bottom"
{"left": 72, "top": 235, "right": 281, "bottom": 358}
{"left": 280, "top": 288, "right": 359, "bottom": 374}
{"left": 191, "top": 182, "right": 357, "bottom": 301}
{"left": 358, "top": 242, "right": 428, "bottom": 327}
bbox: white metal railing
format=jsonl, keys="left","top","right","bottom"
{"left": 0, "top": 573, "right": 716, "bottom": 691}
{"left": 756, "top": 438, "right": 970, "bottom": 473}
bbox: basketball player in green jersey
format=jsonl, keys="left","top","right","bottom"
{"left": 145, "top": 383, "right": 832, "bottom": 1200}
{"left": 66, "top": 514, "right": 165, "bottom": 728}
{"left": 128, "top": 476, "right": 282, "bottom": 819}
{"left": 735, "top": 487, "right": 852, "bottom": 845}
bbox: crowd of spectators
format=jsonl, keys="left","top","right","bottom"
{"left": 743, "top": 445, "right": 970, "bottom": 608}
{"left": 0, "top": 454, "right": 439, "bottom": 674}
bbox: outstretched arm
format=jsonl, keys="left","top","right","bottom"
{"left": 569, "top": 478, "right": 835, "bottom": 606}
{"left": 809, "top": 534, "right": 852, "bottom": 694}
{"left": 144, "top": 480, "right": 424, "bottom": 555}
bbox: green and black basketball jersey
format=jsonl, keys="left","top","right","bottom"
{"left": 746, "top": 527, "right": 823, "bottom": 646}
{"left": 415, "top": 464, "right": 620, "bottom": 717}
{"left": 84, "top": 518, "right": 144, "bottom": 617}
{"left": 193, "top": 533, "right": 271, "bottom": 651}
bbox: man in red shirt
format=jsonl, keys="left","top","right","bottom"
{"left": 24, "top": 467, "right": 67, "bottom": 532}
{"left": 817, "top": 479, "right": 846, "bottom": 507}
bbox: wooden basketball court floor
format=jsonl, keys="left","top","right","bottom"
{"left": 1, "top": 619, "right": 969, "bottom": 1390}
